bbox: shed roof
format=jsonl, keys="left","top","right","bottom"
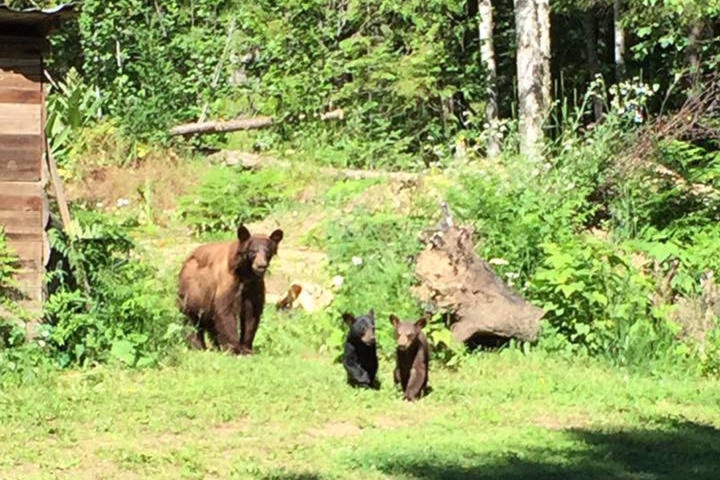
{"left": 0, "top": 3, "right": 77, "bottom": 36}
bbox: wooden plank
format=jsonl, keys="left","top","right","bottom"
{"left": 0, "top": 139, "right": 43, "bottom": 180}
{"left": 0, "top": 182, "right": 44, "bottom": 209}
{"left": 5, "top": 231, "right": 43, "bottom": 242}
{"left": 0, "top": 181, "right": 43, "bottom": 197}
{"left": 0, "top": 154, "right": 42, "bottom": 182}
{"left": 0, "top": 192, "right": 42, "bottom": 211}
{"left": 0, "top": 210, "right": 42, "bottom": 233}
{"left": 0, "top": 103, "right": 41, "bottom": 119}
{"left": 0, "top": 37, "right": 47, "bottom": 57}
{"left": 46, "top": 150, "right": 71, "bottom": 230}
{"left": 0, "top": 89, "right": 42, "bottom": 103}
{"left": 5, "top": 240, "right": 42, "bottom": 270}
{"left": 0, "top": 69, "right": 41, "bottom": 90}
{"left": 13, "top": 270, "right": 43, "bottom": 302}
{"left": 0, "top": 103, "right": 42, "bottom": 135}
{"left": 0, "top": 134, "right": 42, "bottom": 150}
{"left": 0, "top": 58, "right": 42, "bottom": 69}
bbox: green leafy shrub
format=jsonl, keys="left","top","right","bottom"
{"left": 41, "top": 210, "right": 182, "bottom": 367}
{"left": 447, "top": 159, "right": 591, "bottom": 290}
{"left": 45, "top": 68, "right": 102, "bottom": 164}
{"left": 0, "top": 229, "right": 52, "bottom": 386}
{"left": 178, "top": 166, "right": 309, "bottom": 236}
{"left": 321, "top": 204, "right": 432, "bottom": 358}
{"left": 0, "top": 228, "right": 18, "bottom": 299}
{"left": 0, "top": 229, "right": 23, "bottom": 350}
{"left": 446, "top": 108, "right": 713, "bottom": 367}
{"left": 78, "top": 0, "right": 233, "bottom": 139}
{"left": 529, "top": 235, "right": 676, "bottom": 364}
{"left": 699, "top": 326, "right": 720, "bottom": 376}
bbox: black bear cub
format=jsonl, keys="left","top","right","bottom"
{"left": 342, "top": 310, "right": 379, "bottom": 389}
{"left": 390, "top": 314, "right": 429, "bottom": 401}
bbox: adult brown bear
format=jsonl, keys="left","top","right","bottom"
{"left": 177, "top": 224, "right": 283, "bottom": 355}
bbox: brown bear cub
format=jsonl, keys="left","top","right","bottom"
{"left": 342, "top": 310, "right": 379, "bottom": 389}
{"left": 177, "top": 224, "right": 283, "bottom": 355}
{"left": 390, "top": 314, "right": 429, "bottom": 401}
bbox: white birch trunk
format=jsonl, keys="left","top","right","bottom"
{"left": 614, "top": 0, "right": 626, "bottom": 81}
{"left": 478, "top": 0, "right": 501, "bottom": 157}
{"left": 514, "top": 0, "right": 551, "bottom": 160}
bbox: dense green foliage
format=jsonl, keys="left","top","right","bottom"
{"left": 40, "top": 211, "right": 182, "bottom": 368}
{"left": 0, "top": 231, "right": 49, "bottom": 386}
{"left": 178, "top": 165, "right": 309, "bottom": 236}
{"left": 76, "top": 0, "right": 232, "bottom": 139}
{"left": 232, "top": 0, "right": 487, "bottom": 166}
{"left": 445, "top": 84, "right": 720, "bottom": 370}
{"left": 321, "top": 206, "right": 428, "bottom": 357}
{"left": 0, "top": 230, "right": 24, "bottom": 352}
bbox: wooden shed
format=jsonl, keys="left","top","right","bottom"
{"left": 0, "top": 4, "right": 76, "bottom": 317}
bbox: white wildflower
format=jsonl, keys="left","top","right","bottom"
{"left": 489, "top": 258, "right": 509, "bottom": 266}
{"left": 331, "top": 275, "right": 344, "bottom": 289}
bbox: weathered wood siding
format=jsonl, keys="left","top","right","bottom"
{"left": 0, "top": 37, "right": 47, "bottom": 314}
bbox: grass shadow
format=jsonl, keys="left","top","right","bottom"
{"left": 366, "top": 418, "right": 720, "bottom": 480}
{"left": 260, "top": 473, "right": 326, "bottom": 480}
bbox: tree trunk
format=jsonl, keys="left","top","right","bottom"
{"left": 685, "top": 20, "right": 704, "bottom": 91}
{"left": 538, "top": 0, "right": 551, "bottom": 112}
{"left": 614, "top": 0, "right": 625, "bottom": 82}
{"left": 583, "top": 7, "right": 603, "bottom": 121}
{"left": 514, "top": 0, "right": 551, "bottom": 159}
{"left": 478, "top": 0, "right": 501, "bottom": 157}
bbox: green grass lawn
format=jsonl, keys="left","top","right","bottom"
{"left": 6, "top": 157, "right": 718, "bottom": 479}
{"left": 1, "top": 348, "right": 719, "bottom": 479}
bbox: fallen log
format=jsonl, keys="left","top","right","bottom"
{"left": 168, "top": 109, "right": 344, "bottom": 136}
{"left": 412, "top": 214, "right": 544, "bottom": 344}
{"left": 169, "top": 116, "right": 273, "bottom": 136}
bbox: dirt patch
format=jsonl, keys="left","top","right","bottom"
{"left": 305, "top": 421, "right": 363, "bottom": 438}
{"left": 65, "top": 155, "right": 201, "bottom": 219}
{"left": 64, "top": 460, "right": 140, "bottom": 480}
{"left": 372, "top": 415, "right": 412, "bottom": 430}
{"left": 208, "top": 419, "right": 253, "bottom": 440}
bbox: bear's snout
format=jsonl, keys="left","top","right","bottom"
{"left": 362, "top": 330, "right": 376, "bottom": 345}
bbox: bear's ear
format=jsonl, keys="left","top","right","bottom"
{"left": 237, "top": 225, "right": 251, "bottom": 243}
{"left": 415, "top": 317, "right": 427, "bottom": 329}
{"left": 389, "top": 314, "right": 400, "bottom": 329}
{"left": 368, "top": 309, "right": 375, "bottom": 321}
{"left": 270, "top": 229, "right": 284, "bottom": 244}
{"left": 342, "top": 313, "right": 356, "bottom": 326}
